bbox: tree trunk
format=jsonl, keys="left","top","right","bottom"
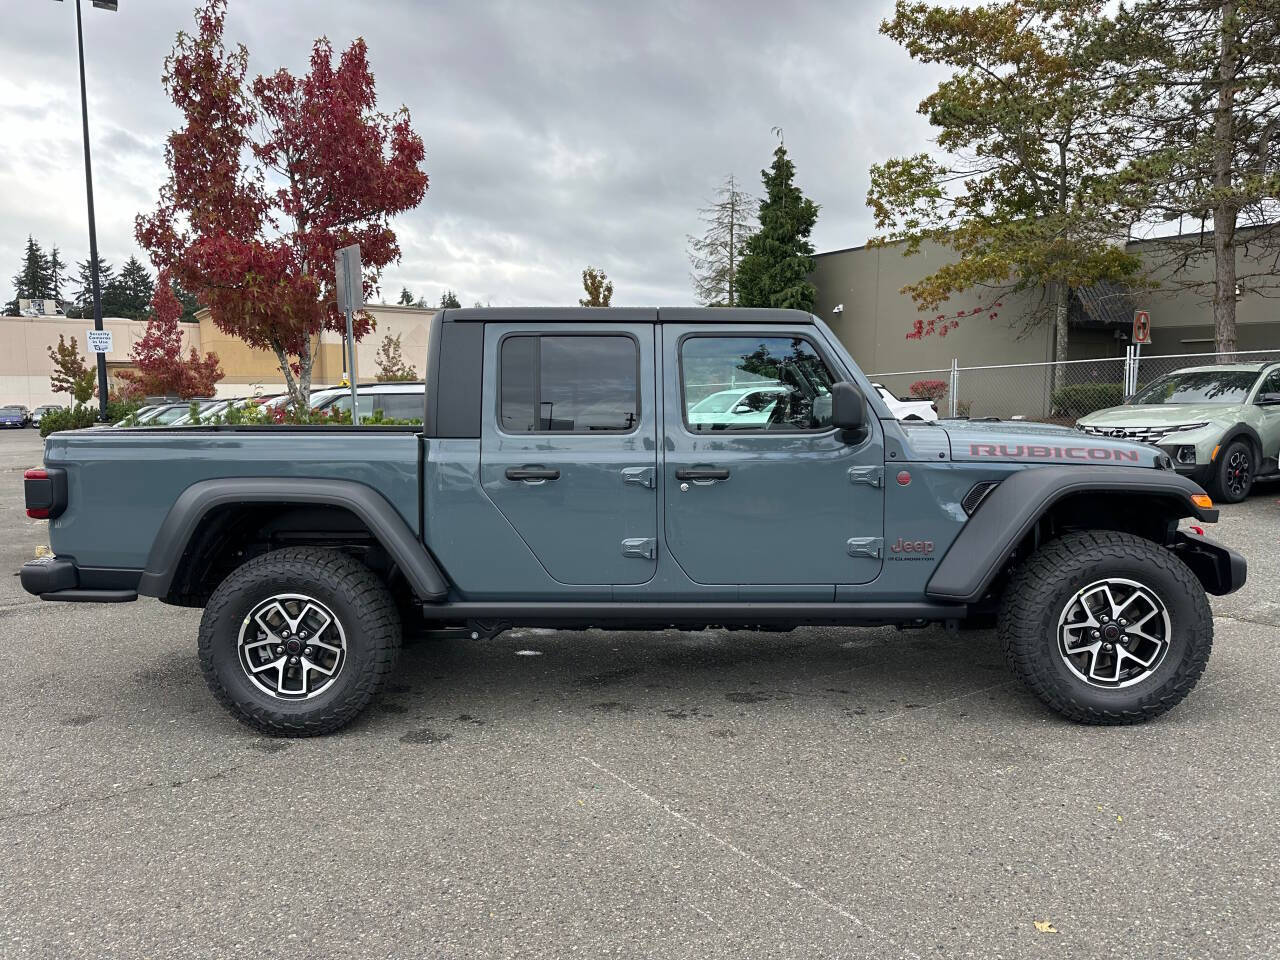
{"left": 1212, "top": 0, "right": 1240, "bottom": 359}
{"left": 1052, "top": 282, "right": 1070, "bottom": 397}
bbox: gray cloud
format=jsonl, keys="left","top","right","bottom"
{"left": 1, "top": 0, "right": 945, "bottom": 308}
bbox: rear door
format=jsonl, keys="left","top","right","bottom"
{"left": 662, "top": 325, "right": 885, "bottom": 585}
{"left": 479, "top": 321, "right": 659, "bottom": 585}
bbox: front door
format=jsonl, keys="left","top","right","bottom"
{"left": 479, "top": 321, "right": 658, "bottom": 585}
{"left": 662, "top": 326, "right": 884, "bottom": 585}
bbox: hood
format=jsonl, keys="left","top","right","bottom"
{"left": 943, "top": 418, "right": 1163, "bottom": 468}
{"left": 1077, "top": 403, "right": 1232, "bottom": 427}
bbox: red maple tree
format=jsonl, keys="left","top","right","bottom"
{"left": 117, "top": 272, "right": 224, "bottom": 400}
{"left": 135, "top": 0, "right": 428, "bottom": 411}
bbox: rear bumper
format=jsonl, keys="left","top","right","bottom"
{"left": 20, "top": 556, "right": 139, "bottom": 602}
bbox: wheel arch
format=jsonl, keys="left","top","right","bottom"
{"left": 926, "top": 466, "right": 1220, "bottom": 604}
{"left": 1218, "top": 423, "right": 1263, "bottom": 464}
{"left": 137, "top": 478, "right": 449, "bottom": 606}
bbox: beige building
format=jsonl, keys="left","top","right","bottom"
{"left": 0, "top": 303, "right": 433, "bottom": 408}
{"left": 811, "top": 234, "right": 1280, "bottom": 376}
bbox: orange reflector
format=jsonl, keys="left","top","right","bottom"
{"left": 1191, "top": 493, "right": 1213, "bottom": 509}
{"left": 1211, "top": 444, "right": 1221, "bottom": 461}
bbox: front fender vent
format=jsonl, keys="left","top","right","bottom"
{"left": 962, "top": 480, "right": 1000, "bottom": 516}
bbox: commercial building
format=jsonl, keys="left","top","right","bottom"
{"left": 811, "top": 233, "right": 1280, "bottom": 377}
{"left": 0, "top": 303, "right": 433, "bottom": 408}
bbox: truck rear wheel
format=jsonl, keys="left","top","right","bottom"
{"left": 998, "top": 530, "right": 1212, "bottom": 724}
{"left": 198, "top": 547, "right": 402, "bottom": 736}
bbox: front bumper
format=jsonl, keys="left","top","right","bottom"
{"left": 20, "top": 556, "right": 139, "bottom": 602}
{"left": 1172, "top": 531, "right": 1247, "bottom": 596}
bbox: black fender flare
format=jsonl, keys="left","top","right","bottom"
{"left": 926, "top": 466, "right": 1220, "bottom": 603}
{"left": 136, "top": 478, "right": 449, "bottom": 602}
{"left": 1218, "top": 423, "right": 1263, "bottom": 462}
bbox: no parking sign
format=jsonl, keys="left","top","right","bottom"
{"left": 1133, "top": 310, "right": 1151, "bottom": 345}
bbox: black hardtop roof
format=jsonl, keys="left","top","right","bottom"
{"left": 439, "top": 307, "right": 816, "bottom": 324}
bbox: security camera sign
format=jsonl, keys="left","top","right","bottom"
{"left": 85, "top": 329, "right": 114, "bottom": 354}
{"left": 1132, "top": 310, "right": 1151, "bottom": 345}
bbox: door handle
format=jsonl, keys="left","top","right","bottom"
{"left": 506, "top": 467, "right": 560, "bottom": 482}
{"left": 675, "top": 468, "right": 730, "bottom": 482}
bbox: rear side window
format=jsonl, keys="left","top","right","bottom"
{"left": 373, "top": 392, "right": 425, "bottom": 422}
{"left": 500, "top": 335, "right": 639, "bottom": 433}
{"left": 681, "top": 335, "right": 837, "bottom": 432}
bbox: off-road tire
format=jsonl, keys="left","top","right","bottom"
{"left": 1210, "top": 438, "right": 1253, "bottom": 503}
{"left": 198, "top": 547, "right": 401, "bottom": 736}
{"left": 998, "top": 530, "right": 1212, "bottom": 724}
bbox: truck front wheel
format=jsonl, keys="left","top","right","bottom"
{"left": 198, "top": 547, "right": 402, "bottom": 736}
{"left": 998, "top": 531, "right": 1212, "bottom": 724}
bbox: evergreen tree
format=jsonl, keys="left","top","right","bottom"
{"left": 70, "top": 254, "right": 114, "bottom": 318}
{"left": 6, "top": 236, "right": 52, "bottom": 314}
{"left": 172, "top": 280, "right": 202, "bottom": 322}
{"left": 736, "top": 143, "right": 820, "bottom": 312}
{"left": 438, "top": 289, "right": 462, "bottom": 309}
{"left": 397, "top": 286, "right": 414, "bottom": 305}
{"left": 1112, "top": 0, "right": 1280, "bottom": 355}
{"left": 688, "top": 174, "right": 757, "bottom": 306}
{"left": 103, "top": 255, "right": 154, "bottom": 319}
{"left": 46, "top": 245, "right": 67, "bottom": 304}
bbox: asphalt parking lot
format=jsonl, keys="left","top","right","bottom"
{"left": 0, "top": 429, "right": 1276, "bottom": 960}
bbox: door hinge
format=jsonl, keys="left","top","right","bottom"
{"left": 847, "top": 466, "right": 883, "bottom": 488}
{"left": 621, "top": 466, "right": 655, "bottom": 489}
{"left": 846, "top": 537, "right": 883, "bottom": 559}
{"left": 621, "top": 537, "right": 657, "bottom": 560}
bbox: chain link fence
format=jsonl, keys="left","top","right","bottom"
{"left": 870, "top": 348, "right": 1280, "bottom": 425}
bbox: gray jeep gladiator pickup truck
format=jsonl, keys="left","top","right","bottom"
{"left": 21, "top": 307, "right": 1245, "bottom": 735}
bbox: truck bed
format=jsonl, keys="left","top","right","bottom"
{"left": 43, "top": 426, "right": 422, "bottom": 571}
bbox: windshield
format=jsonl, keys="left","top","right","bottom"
{"left": 1131, "top": 370, "right": 1258, "bottom": 405}
{"left": 0, "top": 407, "right": 23, "bottom": 414}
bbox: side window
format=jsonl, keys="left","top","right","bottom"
{"left": 1258, "top": 369, "right": 1280, "bottom": 397}
{"left": 681, "top": 335, "right": 837, "bottom": 432}
{"left": 500, "top": 335, "right": 638, "bottom": 433}
{"left": 379, "top": 393, "right": 424, "bottom": 422}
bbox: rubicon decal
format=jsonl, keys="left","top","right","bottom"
{"left": 968, "top": 443, "right": 1141, "bottom": 463}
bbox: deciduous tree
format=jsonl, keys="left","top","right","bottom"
{"left": 374, "top": 332, "right": 418, "bottom": 381}
{"left": 868, "top": 0, "right": 1144, "bottom": 387}
{"left": 136, "top": 0, "right": 428, "bottom": 413}
{"left": 737, "top": 143, "right": 820, "bottom": 312}
{"left": 579, "top": 266, "right": 613, "bottom": 306}
{"left": 687, "top": 174, "right": 756, "bottom": 306}
{"left": 47, "top": 334, "right": 96, "bottom": 405}
{"left": 117, "top": 272, "right": 224, "bottom": 399}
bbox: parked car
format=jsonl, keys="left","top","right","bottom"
{"left": 30, "top": 405, "right": 62, "bottom": 428}
{"left": 22, "top": 307, "right": 1243, "bottom": 736}
{"left": 0, "top": 405, "right": 30, "bottom": 428}
{"left": 871, "top": 383, "right": 939, "bottom": 421}
{"left": 1077, "top": 362, "right": 1280, "bottom": 503}
{"left": 686, "top": 385, "right": 787, "bottom": 428}
{"left": 309, "top": 381, "right": 425, "bottom": 422}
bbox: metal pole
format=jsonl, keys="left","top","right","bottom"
{"left": 74, "top": 0, "right": 109, "bottom": 422}
{"left": 345, "top": 310, "right": 359, "bottom": 423}
{"left": 949, "top": 359, "right": 959, "bottom": 417}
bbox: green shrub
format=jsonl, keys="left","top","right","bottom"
{"left": 39, "top": 405, "right": 97, "bottom": 437}
{"left": 1052, "top": 382, "right": 1124, "bottom": 418}
{"left": 104, "top": 398, "right": 143, "bottom": 423}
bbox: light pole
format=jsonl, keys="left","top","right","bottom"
{"left": 58, "top": 0, "right": 117, "bottom": 421}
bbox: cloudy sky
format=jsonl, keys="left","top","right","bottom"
{"left": 1, "top": 0, "right": 945, "bottom": 309}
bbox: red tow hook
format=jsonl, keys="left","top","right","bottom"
{"left": 1189, "top": 525, "right": 1205, "bottom": 536}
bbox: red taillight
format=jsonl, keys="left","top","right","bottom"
{"left": 24, "top": 468, "right": 50, "bottom": 518}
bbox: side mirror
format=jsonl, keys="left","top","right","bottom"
{"left": 830, "top": 381, "right": 866, "bottom": 433}
{"left": 1257, "top": 392, "right": 1280, "bottom": 406}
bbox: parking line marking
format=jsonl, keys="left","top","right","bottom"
{"left": 581, "top": 755, "right": 922, "bottom": 960}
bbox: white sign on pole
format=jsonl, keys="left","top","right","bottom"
{"left": 85, "top": 329, "right": 113, "bottom": 354}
